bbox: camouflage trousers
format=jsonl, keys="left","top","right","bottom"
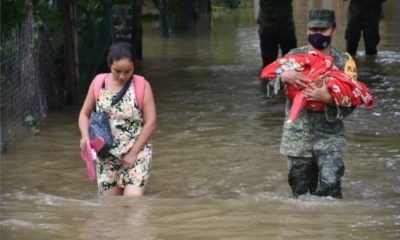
{"left": 287, "top": 152, "right": 345, "bottom": 198}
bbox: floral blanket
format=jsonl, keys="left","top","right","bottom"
{"left": 260, "top": 51, "right": 375, "bottom": 122}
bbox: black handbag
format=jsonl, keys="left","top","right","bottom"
{"left": 89, "top": 78, "right": 132, "bottom": 158}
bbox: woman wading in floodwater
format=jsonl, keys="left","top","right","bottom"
{"left": 79, "top": 42, "right": 157, "bottom": 196}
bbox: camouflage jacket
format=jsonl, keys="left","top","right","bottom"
{"left": 267, "top": 45, "right": 356, "bottom": 157}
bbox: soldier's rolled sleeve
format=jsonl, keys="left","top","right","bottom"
{"left": 267, "top": 76, "right": 286, "bottom": 97}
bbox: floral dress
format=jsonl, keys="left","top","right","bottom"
{"left": 95, "top": 77, "right": 152, "bottom": 193}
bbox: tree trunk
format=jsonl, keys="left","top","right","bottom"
{"left": 131, "top": 0, "right": 143, "bottom": 59}
{"left": 60, "top": 0, "right": 79, "bottom": 104}
{"left": 20, "top": 3, "right": 36, "bottom": 117}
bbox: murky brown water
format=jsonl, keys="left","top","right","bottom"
{"left": 1, "top": 1, "right": 399, "bottom": 239}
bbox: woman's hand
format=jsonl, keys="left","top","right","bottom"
{"left": 281, "top": 70, "right": 311, "bottom": 89}
{"left": 80, "top": 138, "right": 89, "bottom": 151}
{"left": 122, "top": 151, "right": 138, "bottom": 169}
{"left": 303, "top": 80, "right": 334, "bottom": 105}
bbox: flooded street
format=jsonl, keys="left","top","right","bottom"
{"left": 1, "top": 1, "right": 399, "bottom": 239}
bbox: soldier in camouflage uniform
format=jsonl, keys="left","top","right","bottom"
{"left": 257, "top": 0, "right": 297, "bottom": 67}
{"left": 267, "top": 10, "right": 358, "bottom": 198}
{"left": 345, "top": 0, "right": 386, "bottom": 56}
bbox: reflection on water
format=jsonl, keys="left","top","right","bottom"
{"left": 1, "top": 1, "right": 400, "bottom": 239}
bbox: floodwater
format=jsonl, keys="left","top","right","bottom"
{"left": 1, "top": 1, "right": 399, "bottom": 239}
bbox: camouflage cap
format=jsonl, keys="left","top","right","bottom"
{"left": 307, "top": 9, "right": 336, "bottom": 28}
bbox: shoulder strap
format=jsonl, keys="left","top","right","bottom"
{"left": 133, "top": 75, "right": 146, "bottom": 112}
{"left": 93, "top": 73, "right": 108, "bottom": 100}
{"left": 93, "top": 73, "right": 146, "bottom": 112}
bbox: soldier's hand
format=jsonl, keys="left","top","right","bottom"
{"left": 303, "top": 80, "right": 334, "bottom": 105}
{"left": 281, "top": 70, "right": 311, "bottom": 89}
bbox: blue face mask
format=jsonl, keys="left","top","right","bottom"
{"left": 308, "top": 33, "right": 331, "bottom": 50}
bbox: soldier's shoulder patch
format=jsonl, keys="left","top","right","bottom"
{"left": 344, "top": 52, "right": 358, "bottom": 80}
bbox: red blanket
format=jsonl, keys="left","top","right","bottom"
{"left": 260, "top": 51, "right": 375, "bottom": 122}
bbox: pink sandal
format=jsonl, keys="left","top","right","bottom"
{"left": 80, "top": 137, "right": 104, "bottom": 183}
{"left": 90, "top": 137, "right": 105, "bottom": 153}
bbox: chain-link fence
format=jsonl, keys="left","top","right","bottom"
{"left": 0, "top": 6, "right": 64, "bottom": 152}
{"left": 1, "top": 8, "right": 42, "bottom": 151}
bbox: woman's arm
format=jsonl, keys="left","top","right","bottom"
{"left": 122, "top": 81, "right": 157, "bottom": 168}
{"left": 78, "top": 82, "right": 96, "bottom": 149}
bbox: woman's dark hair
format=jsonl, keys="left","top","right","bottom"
{"left": 107, "top": 42, "right": 136, "bottom": 65}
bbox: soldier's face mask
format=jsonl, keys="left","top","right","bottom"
{"left": 307, "top": 33, "right": 331, "bottom": 50}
